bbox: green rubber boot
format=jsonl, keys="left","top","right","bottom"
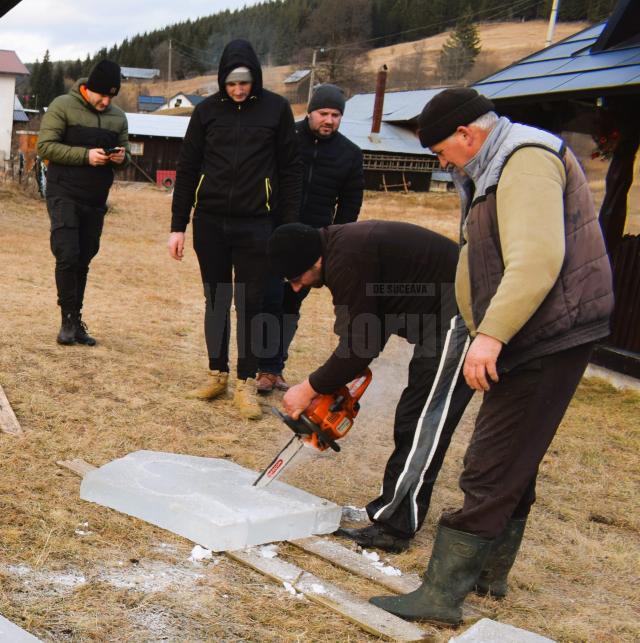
{"left": 474, "top": 517, "right": 527, "bottom": 599}
{"left": 369, "top": 525, "right": 492, "bottom": 625}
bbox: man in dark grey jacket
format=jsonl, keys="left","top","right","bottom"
{"left": 257, "top": 84, "right": 364, "bottom": 393}
{"left": 370, "top": 88, "right": 613, "bottom": 626}
{"left": 268, "top": 221, "right": 473, "bottom": 553}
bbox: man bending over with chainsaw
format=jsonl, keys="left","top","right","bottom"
{"left": 267, "top": 220, "right": 473, "bottom": 553}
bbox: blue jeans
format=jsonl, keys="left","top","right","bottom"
{"left": 259, "top": 277, "right": 309, "bottom": 374}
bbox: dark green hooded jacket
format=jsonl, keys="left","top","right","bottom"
{"left": 37, "top": 78, "right": 130, "bottom": 206}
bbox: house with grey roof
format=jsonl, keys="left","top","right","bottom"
{"left": 341, "top": 77, "right": 448, "bottom": 191}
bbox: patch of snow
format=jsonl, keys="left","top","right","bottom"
{"left": 282, "top": 581, "right": 305, "bottom": 599}
{"left": 100, "top": 560, "right": 205, "bottom": 592}
{"left": 283, "top": 581, "right": 297, "bottom": 595}
{"left": 258, "top": 544, "right": 279, "bottom": 559}
{"left": 361, "top": 549, "right": 402, "bottom": 576}
{"left": 188, "top": 545, "right": 213, "bottom": 562}
{"left": 310, "top": 583, "right": 327, "bottom": 594}
{"left": 373, "top": 562, "right": 402, "bottom": 576}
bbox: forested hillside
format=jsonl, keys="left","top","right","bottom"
{"left": 22, "top": 0, "right": 616, "bottom": 108}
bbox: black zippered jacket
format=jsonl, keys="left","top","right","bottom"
{"left": 171, "top": 39, "right": 303, "bottom": 231}
{"left": 308, "top": 220, "right": 459, "bottom": 393}
{"left": 297, "top": 117, "right": 364, "bottom": 227}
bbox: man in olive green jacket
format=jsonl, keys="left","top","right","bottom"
{"left": 37, "top": 59, "right": 130, "bottom": 346}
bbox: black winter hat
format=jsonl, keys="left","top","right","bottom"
{"left": 86, "top": 60, "right": 121, "bottom": 96}
{"left": 417, "top": 88, "right": 494, "bottom": 148}
{"left": 308, "top": 83, "right": 346, "bottom": 114}
{"left": 268, "top": 224, "right": 323, "bottom": 279}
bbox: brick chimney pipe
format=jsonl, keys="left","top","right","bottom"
{"left": 371, "top": 64, "right": 388, "bottom": 134}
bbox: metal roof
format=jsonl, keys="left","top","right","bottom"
{"left": 338, "top": 118, "right": 426, "bottom": 155}
{"left": 284, "top": 69, "right": 311, "bottom": 84}
{"left": 13, "top": 95, "right": 28, "bottom": 122}
{"left": 0, "top": 50, "right": 28, "bottom": 75}
{"left": 473, "top": 19, "right": 640, "bottom": 101}
{"left": 126, "top": 112, "right": 189, "bottom": 138}
{"left": 120, "top": 67, "right": 160, "bottom": 80}
{"left": 344, "top": 88, "right": 448, "bottom": 123}
{"left": 138, "top": 96, "right": 166, "bottom": 105}
{"left": 125, "top": 110, "right": 427, "bottom": 154}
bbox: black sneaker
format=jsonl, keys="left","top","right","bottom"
{"left": 334, "top": 524, "right": 411, "bottom": 553}
{"left": 75, "top": 316, "right": 96, "bottom": 346}
{"left": 57, "top": 311, "right": 77, "bottom": 345}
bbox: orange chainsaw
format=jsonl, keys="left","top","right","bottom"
{"left": 253, "top": 369, "right": 372, "bottom": 488}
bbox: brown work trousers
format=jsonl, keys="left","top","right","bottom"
{"left": 441, "top": 341, "right": 594, "bottom": 539}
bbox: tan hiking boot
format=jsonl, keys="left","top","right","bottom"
{"left": 186, "top": 370, "right": 229, "bottom": 400}
{"left": 233, "top": 378, "right": 262, "bottom": 420}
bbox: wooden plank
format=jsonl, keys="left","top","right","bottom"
{"left": 57, "top": 459, "right": 96, "bottom": 477}
{"left": 295, "top": 571, "right": 430, "bottom": 642}
{"left": 226, "top": 549, "right": 303, "bottom": 586}
{"left": 291, "top": 536, "right": 421, "bottom": 594}
{"left": 0, "top": 384, "right": 23, "bottom": 436}
{"left": 228, "top": 548, "right": 430, "bottom": 642}
{"left": 291, "top": 536, "right": 490, "bottom": 624}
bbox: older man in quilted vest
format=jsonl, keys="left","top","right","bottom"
{"left": 371, "top": 88, "right": 613, "bottom": 626}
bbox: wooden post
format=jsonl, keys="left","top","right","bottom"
{"left": 0, "top": 384, "right": 23, "bottom": 436}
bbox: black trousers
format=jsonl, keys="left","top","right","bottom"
{"left": 366, "top": 315, "right": 474, "bottom": 538}
{"left": 441, "top": 342, "right": 593, "bottom": 539}
{"left": 193, "top": 215, "right": 272, "bottom": 380}
{"left": 47, "top": 196, "right": 106, "bottom": 312}
{"left": 259, "top": 277, "right": 310, "bottom": 374}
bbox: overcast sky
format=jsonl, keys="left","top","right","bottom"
{"left": 0, "top": 0, "right": 261, "bottom": 64}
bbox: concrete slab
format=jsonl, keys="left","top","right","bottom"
{"left": 80, "top": 451, "right": 341, "bottom": 551}
{"left": 0, "top": 615, "right": 41, "bottom": 642}
{"left": 450, "top": 618, "right": 555, "bottom": 642}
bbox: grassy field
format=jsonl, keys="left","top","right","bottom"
{"left": 0, "top": 180, "right": 638, "bottom": 641}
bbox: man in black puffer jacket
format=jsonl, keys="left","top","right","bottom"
{"left": 168, "top": 39, "right": 302, "bottom": 420}
{"left": 257, "top": 84, "right": 364, "bottom": 393}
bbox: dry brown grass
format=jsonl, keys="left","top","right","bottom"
{"left": 0, "top": 174, "right": 638, "bottom": 641}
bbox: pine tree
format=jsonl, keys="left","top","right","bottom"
{"left": 439, "top": 6, "right": 481, "bottom": 83}
{"left": 35, "top": 50, "right": 54, "bottom": 107}
{"left": 52, "top": 64, "right": 65, "bottom": 99}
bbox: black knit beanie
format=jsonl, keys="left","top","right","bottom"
{"left": 87, "top": 60, "right": 121, "bottom": 96}
{"left": 308, "top": 83, "right": 345, "bottom": 114}
{"left": 417, "top": 88, "right": 494, "bottom": 148}
{"left": 268, "top": 224, "right": 323, "bottom": 279}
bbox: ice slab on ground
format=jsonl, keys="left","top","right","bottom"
{"left": 450, "top": 618, "right": 556, "bottom": 642}
{"left": 0, "top": 615, "right": 41, "bottom": 642}
{"left": 80, "top": 451, "right": 341, "bottom": 551}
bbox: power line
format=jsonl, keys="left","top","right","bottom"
{"left": 322, "top": 0, "right": 544, "bottom": 53}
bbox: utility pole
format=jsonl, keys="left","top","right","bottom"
{"left": 168, "top": 38, "right": 173, "bottom": 82}
{"left": 307, "top": 48, "right": 318, "bottom": 104}
{"left": 545, "top": 0, "right": 560, "bottom": 48}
